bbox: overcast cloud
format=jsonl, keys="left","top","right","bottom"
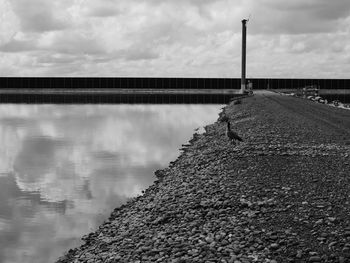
{"left": 0, "top": 0, "right": 349, "bottom": 77}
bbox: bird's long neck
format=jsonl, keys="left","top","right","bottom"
{"left": 226, "top": 121, "right": 231, "bottom": 134}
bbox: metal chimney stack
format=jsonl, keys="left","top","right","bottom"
{"left": 240, "top": 19, "right": 248, "bottom": 94}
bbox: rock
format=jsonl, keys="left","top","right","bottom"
{"left": 328, "top": 217, "right": 337, "bottom": 223}
{"left": 309, "top": 256, "right": 321, "bottom": 262}
{"left": 320, "top": 233, "right": 328, "bottom": 238}
{"left": 270, "top": 243, "right": 279, "bottom": 250}
{"left": 205, "top": 237, "right": 214, "bottom": 243}
{"left": 209, "top": 241, "right": 217, "bottom": 248}
{"left": 328, "top": 241, "right": 337, "bottom": 247}
{"left": 270, "top": 235, "right": 278, "bottom": 241}
{"left": 342, "top": 247, "right": 350, "bottom": 253}
{"left": 315, "top": 219, "right": 323, "bottom": 225}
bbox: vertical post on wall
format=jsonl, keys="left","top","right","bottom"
{"left": 240, "top": 19, "right": 248, "bottom": 94}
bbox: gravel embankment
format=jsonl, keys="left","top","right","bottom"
{"left": 57, "top": 90, "right": 350, "bottom": 263}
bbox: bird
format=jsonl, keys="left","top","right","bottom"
{"left": 225, "top": 120, "right": 243, "bottom": 144}
{"left": 218, "top": 115, "right": 229, "bottom": 123}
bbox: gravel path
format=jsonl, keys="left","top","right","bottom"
{"left": 57, "top": 90, "right": 350, "bottom": 263}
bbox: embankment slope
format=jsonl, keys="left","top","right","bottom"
{"left": 57, "top": 90, "right": 350, "bottom": 263}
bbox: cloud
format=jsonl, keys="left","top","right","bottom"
{"left": 13, "top": 136, "right": 67, "bottom": 184}
{"left": 247, "top": 0, "right": 350, "bottom": 34}
{"left": 265, "top": 0, "right": 350, "bottom": 20}
{"left": 0, "top": 39, "right": 37, "bottom": 52}
{"left": 0, "top": 0, "right": 19, "bottom": 45}
{"left": 43, "top": 31, "right": 106, "bottom": 55}
{"left": 0, "top": 0, "right": 350, "bottom": 77}
{"left": 82, "top": 0, "right": 122, "bottom": 17}
{"left": 87, "top": 7, "right": 120, "bottom": 17}
{"left": 9, "top": 0, "right": 69, "bottom": 32}
{"left": 36, "top": 53, "right": 80, "bottom": 64}
{"left": 118, "top": 46, "right": 160, "bottom": 61}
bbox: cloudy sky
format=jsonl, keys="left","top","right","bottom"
{"left": 0, "top": 0, "right": 349, "bottom": 77}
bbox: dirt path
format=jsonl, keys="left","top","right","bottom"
{"left": 259, "top": 91, "right": 350, "bottom": 137}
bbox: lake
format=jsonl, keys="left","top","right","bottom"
{"left": 0, "top": 104, "right": 222, "bottom": 263}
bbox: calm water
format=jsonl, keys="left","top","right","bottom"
{"left": 0, "top": 104, "right": 222, "bottom": 263}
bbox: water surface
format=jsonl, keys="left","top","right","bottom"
{"left": 0, "top": 104, "right": 222, "bottom": 263}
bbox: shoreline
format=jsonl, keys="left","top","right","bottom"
{"left": 57, "top": 91, "right": 350, "bottom": 262}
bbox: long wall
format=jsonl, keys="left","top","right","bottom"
{"left": 0, "top": 78, "right": 349, "bottom": 90}
{"left": 0, "top": 78, "right": 239, "bottom": 90}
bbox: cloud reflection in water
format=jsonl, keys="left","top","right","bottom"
{"left": 0, "top": 104, "right": 222, "bottom": 263}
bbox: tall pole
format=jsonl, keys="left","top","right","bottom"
{"left": 241, "top": 19, "right": 248, "bottom": 94}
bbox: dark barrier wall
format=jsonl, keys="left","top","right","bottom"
{"left": 0, "top": 78, "right": 242, "bottom": 90}
{"left": 0, "top": 78, "right": 349, "bottom": 90}
{"left": 252, "top": 78, "right": 350, "bottom": 90}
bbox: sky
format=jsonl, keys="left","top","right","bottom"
{"left": 0, "top": 0, "right": 350, "bottom": 78}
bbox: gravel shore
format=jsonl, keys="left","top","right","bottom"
{"left": 57, "top": 90, "right": 350, "bottom": 263}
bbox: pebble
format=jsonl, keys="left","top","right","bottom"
{"left": 328, "top": 217, "right": 337, "bottom": 222}
{"left": 342, "top": 247, "right": 350, "bottom": 253}
{"left": 205, "top": 237, "right": 214, "bottom": 243}
{"left": 309, "top": 256, "right": 321, "bottom": 262}
{"left": 270, "top": 243, "right": 279, "bottom": 250}
{"left": 296, "top": 250, "right": 303, "bottom": 258}
{"left": 315, "top": 219, "right": 323, "bottom": 225}
{"left": 328, "top": 241, "right": 337, "bottom": 247}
